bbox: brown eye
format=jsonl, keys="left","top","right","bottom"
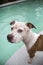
{"left": 11, "top": 27, "right": 14, "bottom": 30}
{"left": 17, "top": 29, "right": 23, "bottom": 33}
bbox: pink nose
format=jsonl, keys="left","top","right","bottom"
{"left": 7, "top": 34, "right": 13, "bottom": 43}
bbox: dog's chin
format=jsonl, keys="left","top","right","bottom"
{"left": 11, "top": 40, "right": 21, "bottom": 43}
{"left": 8, "top": 39, "right": 21, "bottom": 43}
{"left": 8, "top": 40, "right": 18, "bottom": 43}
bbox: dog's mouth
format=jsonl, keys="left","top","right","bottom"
{"left": 7, "top": 34, "right": 21, "bottom": 43}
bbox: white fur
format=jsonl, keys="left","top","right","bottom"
{"left": 23, "top": 30, "right": 40, "bottom": 50}
{"left": 28, "top": 57, "right": 34, "bottom": 63}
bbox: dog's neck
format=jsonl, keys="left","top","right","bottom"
{"left": 23, "top": 30, "right": 39, "bottom": 50}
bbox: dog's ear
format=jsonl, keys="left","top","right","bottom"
{"left": 26, "top": 23, "right": 36, "bottom": 29}
{"left": 10, "top": 21, "right": 15, "bottom": 25}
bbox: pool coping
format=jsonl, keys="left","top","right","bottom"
{"left": 0, "top": 0, "right": 26, "bottom": 8}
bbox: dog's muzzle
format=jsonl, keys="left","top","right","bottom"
{"left": 7, "top": 34, "right": 13, "bottom": 43}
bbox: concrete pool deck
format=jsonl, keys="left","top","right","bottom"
{"left": 5, "top": 45, "right": 43, "bottom": 65}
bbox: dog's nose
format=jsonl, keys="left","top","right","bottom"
{"left": 7, "top": 34, "right": 13, "bottom": 42}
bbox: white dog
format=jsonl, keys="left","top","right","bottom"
{"left": 7, "top": 21, "right": 43, "bottom": 63}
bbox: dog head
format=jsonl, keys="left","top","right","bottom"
{"left": 7, "top": 21, "right": 36, "bottom": 43}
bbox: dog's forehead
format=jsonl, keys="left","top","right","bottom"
{"left": 11, "top": 22, "right": 25, "bottom": 28}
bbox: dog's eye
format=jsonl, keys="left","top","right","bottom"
{"left": 11, "top": 27, "right": 14, "bottom": 30}
{"left": 17, "top": 29, "right": 23, "bottom": 33}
